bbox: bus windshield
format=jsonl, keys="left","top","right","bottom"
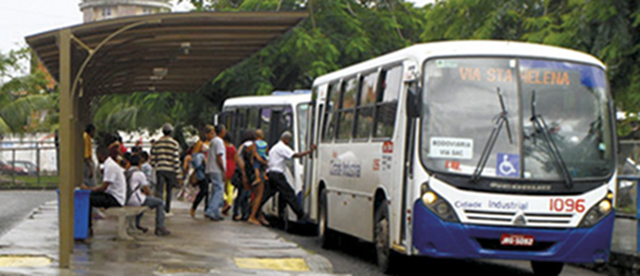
{"left": 421, "top": 57, "right": 614, "bottom": 181}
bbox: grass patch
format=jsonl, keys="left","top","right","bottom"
{"left": 0, "top": 175, "right": 59, "bottom": 189}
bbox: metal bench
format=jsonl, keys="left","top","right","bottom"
{"left": 100, "top": 206, "right": 150, "bottom": 240}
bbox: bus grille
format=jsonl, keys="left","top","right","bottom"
{"left": 463, "top": 210, "right": 573, "bottom": 227}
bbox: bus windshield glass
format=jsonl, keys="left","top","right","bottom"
{"left": 421, "top": 57, "right": 614, "bottom": 181}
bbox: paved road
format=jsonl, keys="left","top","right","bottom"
{"left": 272, "top": 223, "right": 608, "bottom": 276}
{"left": 0, "top": 190, "right": 56, "bottom": 238}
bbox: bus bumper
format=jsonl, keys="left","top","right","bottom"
{"left": 411, "top": 201, "right": 614, "bottom": 263}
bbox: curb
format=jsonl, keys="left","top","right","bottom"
{"left": 608, "top": 251, "right": 640, "bottom": 275}
{"left": 575, "top": 251, "right": 640, "bottom": 276}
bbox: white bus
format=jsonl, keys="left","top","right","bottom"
{"left": 307, "top": 41, "right": 616, "bottom": 275}
{"left": 218, "top": 91, "right": 312, "bottom": 227}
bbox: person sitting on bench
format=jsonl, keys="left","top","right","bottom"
{"left": 125, "top": 154, "right": 170, "bottom": 236}
{"left": 81, "top": 145, "right": 126, "bottom": 235}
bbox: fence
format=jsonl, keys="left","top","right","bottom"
{"left": 0, "top": 141, "right": 59, "bottom": 189}
{"left": 0, "top": 140, "right": 161, "bottom": 189}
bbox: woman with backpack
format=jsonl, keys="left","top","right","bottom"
{"left": 188, "top": 125, "right": 215, "bottom": 218}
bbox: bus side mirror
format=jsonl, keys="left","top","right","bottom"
{"left": 406, "top": 83, "right": 420, "bottom": 118}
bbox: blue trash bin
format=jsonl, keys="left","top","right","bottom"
{"left": 57, "top": 189, "right": 91, "bottom": 239}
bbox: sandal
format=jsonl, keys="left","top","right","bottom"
{"left": 136, "top": 225, "right": 149, "bottom": 233}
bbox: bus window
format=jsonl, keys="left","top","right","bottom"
{"left": 247, "top": 107, "right": 259, "bottom": 131}
{"left": 297, "top": 103, "right": 311, "bottom": 154}
{"left": 323, "top": 83, "right": 340, "bottom": 142}
{"left": 374, "top": 66, "right": 402, "bottom": 138}
{"left": 233, "top": 108, "right": 248, "bottom": 145}
{"left": 355, "top": 71, "right": 378, "bottom": 139}
{"left": 337, "top": 77, "right": 358, "bottom": 141}
{"left": 260, "top": 108, "right": 272, "bottom": 144}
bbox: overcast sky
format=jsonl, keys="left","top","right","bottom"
{"left": 0, "top": 0, "right": 436, "bottom": 55}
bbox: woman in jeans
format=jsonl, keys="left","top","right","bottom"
{"left": 188, "top": 125, "right": 215, "bottom": 218}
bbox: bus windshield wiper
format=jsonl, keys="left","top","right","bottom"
{"left": 472, "top": 87, "right": 514, "bottom": 182}
{"left": 529, "top": 91, "right": 573, "bottom": 189}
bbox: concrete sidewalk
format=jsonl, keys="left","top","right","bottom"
{"left": 0, "top": 198, "right": 345, "bottom": 276}
{"left": 607, "top": 217, "right": 640, "bottom": 275}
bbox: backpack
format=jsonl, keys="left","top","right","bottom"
{"left": 189, "top": 153, "right": 206, "bottom": 185}
{"left": 125, "top": 167, "right": 143, "bottom": 205}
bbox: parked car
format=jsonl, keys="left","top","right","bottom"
{"left": 0, "top": 160, "right": 27, "bottom": 175}
{"left": 7, "top": 160, "right": 38, "bottom": 176}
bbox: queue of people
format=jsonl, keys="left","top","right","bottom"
{"left": 184, "top": 125, "right": 315, "bottom": 227}
{"left": 81, "top": 122, "right": 314, "bottom": 238}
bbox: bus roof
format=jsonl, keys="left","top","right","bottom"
{"left": 313, "top": 40, "right": 606, "bottom": 86}
{"left": 223, "top": 93, "right": 311, "bottom": 108}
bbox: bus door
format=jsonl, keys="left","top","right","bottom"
{"left": 302, "top": 102, "right": 318, "bottom": 215}
{"left": 265, "top": 107, "right": 295, "bottom": 217}
{"left": 400, "top": 80, "right": 419, "bottom": 250}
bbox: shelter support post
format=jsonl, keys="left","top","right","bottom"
{"left": 58, "top": 28, "right": 80, "bottom": 268}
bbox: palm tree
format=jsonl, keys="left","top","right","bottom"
{"left": 0, "top": 48, "right": 57, "bottom": 135}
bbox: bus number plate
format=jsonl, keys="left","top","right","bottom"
{"left": 500, "top": 234, "right": 534, "bottom": 246}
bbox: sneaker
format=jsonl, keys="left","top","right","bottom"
{"left": 206, "top": 215, "right": 224, "bottom": 221}
{"left": 155, "top": 227, "right": 171, "bottom": 236}
{"left": 165, "top": 212, "right": 174, "bottom": 217}
{"left": 297, "top": 214, "right": 310, "bottom": 223}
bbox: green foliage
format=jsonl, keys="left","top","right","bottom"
{"left": 91, "top": 91, "right": 217, "bottom": 149}
{"left": 180, "top": 0, "right": 425, "bottom": 106}
{"left": 0, "top": 48, "right": 57, "bottom": 135}
{"left": 138, "top": 0, "right": 640, "bottom": 139}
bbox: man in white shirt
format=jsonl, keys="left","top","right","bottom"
{"left": 126, "top": 154, "right": 170, "bottom": 236}
{"left": 258, "top": 131, "right": 315, "bottom": 222}
{"left": 81, "top": 145, "right": 127, "bottom": 233}
{"left": 204, "top": 125, "right": 227, "bottom": 221}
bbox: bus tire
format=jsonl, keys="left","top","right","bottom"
{"left": 374, "top": 201, "right": 399, "bottom": 273}
{"left": 318, "top": 190, "right": 337, "bottom": 249}
{"left": 531, "top": 261, "right": 564, "bottom": 276}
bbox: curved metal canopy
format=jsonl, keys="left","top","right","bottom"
{"left": 26, "top": 11, "right": 307, "bottom": 96}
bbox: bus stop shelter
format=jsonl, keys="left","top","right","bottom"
{"left": 25, "top": 11, "right": 306, "bottom": 268}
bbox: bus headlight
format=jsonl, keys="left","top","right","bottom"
{"left": 420, "top": 183, "right": 459, "bottom": 223}
{"left": 421, "top": 191, "right": 437, "bottom": 205}
{"left": 578, "top": 192, "right": 613, "bottom": 228}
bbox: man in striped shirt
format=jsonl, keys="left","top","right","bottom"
{"left": 151, "top": 123, "right": 181, "bottom": 214}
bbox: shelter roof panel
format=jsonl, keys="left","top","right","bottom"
{"left": 26, "top": 11, "right": 307, "bottom": 96}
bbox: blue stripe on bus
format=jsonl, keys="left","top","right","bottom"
{"left": 412, "top": 200, "right": 614, "bottom": 263}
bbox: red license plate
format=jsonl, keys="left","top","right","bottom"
{"left": 500, "top": 234, "right": 534, "bottom": 246}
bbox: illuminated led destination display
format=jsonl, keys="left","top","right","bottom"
{"left": 457, "top": 67, "right": 572, "bottom": 86}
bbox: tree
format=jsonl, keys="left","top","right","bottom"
{"left": 91, "top": 91, "right": 216, "bottom": 150}
{"left": 183, "top": 0, "right": 426, "bottom": 96}
{"left": 0, "top": 48, "right": 57, "bottom": 135}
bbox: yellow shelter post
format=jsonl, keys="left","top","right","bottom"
{"left": 57, "top": 28, "right": 77, "bottom": 269}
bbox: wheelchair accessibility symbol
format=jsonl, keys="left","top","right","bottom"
{"left": 497, "top": 153, "right": 519, "bottom": 177}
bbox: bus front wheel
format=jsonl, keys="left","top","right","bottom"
{"left": 375, "top": 201, "right": 399, "bottom": 273}
{"left": 318, "top": 190, "right": 337, "bottom": 248}
{"left": 531, "top": 261, "right": 564, "bottom": 276}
